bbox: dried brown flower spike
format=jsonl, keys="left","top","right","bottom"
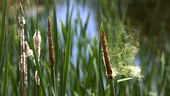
{"left": 48, "top": 17, "right": 54, "bottom": 67}
{"left": 101, "top": 30, "right": 112, "bottom": 79}
{"left": 48, "top": 16, "right": 55, "bottom": 92}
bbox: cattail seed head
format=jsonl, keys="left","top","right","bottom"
{"left": 19, "top": 17, "right": 26, "bottom": 26}
{"left": 33, "top": 30, "right": 41, "bottom": 61}
{"left": 25, "top": 41, "right": 33, "bottom": 57}
{"left": 101, "top": 30, "right": 112, "bottom": 79}
{"left": 23, "top": 52, "right": 27, "bottom": 85}
{"left": 48, "top": 17, "right": 54, "bottom": 67}
{"left": 35, "top": 71, "right": 40, "bottom": 85}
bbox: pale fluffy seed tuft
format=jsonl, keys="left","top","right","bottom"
{"left": 33, "top": 30, "right": 41, "bottom": 61}
{"left": 25, "top": 41, "right": 33, "bottom": 57}
{"left": 35, "top": 71, "right": 40, "bottom": 85}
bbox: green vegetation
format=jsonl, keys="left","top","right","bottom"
{"left": 0, "top": 0, "right": 169, "bottom": 96}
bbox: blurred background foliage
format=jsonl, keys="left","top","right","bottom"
{"left": 0, "top": 0, "right": 170, "bottom": 96}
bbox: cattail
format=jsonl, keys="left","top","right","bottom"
{"left": 22, "top": 52, "right": 27, "bottom": 85}
{"left": 101, "top": 30, "right": 112, "bottom": 79}
{"left": 20, "top": 52, "right": 27, "bottom": 96}
{"left": 18, "top": 17, "right": 26, "bottom": 72}
{"left": 33, "top": 30, "right": 41, "bottom": 61}
{"left": 33, "top": 30, "right": 41, "bottom": 89}
{"left": 48, "top": 17, "right": 54, "bottom": 67}
{"left": 25, "top": 41, "right": 33, "bottom": 57}
{"left": 35, "top": 71, "right": 40, "bottom": 85}
{"left": 18, "top": 16, "right": 27, "bottom": 96}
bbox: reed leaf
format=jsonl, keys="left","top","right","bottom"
{"left": 98, "top": 22, "right": 105, "bottom": 95}
{"left": 52, "top": 0, "right": 58, "bottom": 93}
{"left": 2, "top": 37, "right": 8, "bottom": 96}
{"left": 0, "top": 0, "right": 7, "bottom": 65}
{"left": 63, "top": 21, "right": 72, "bottom": 96}
{"left": 83, "top": 45, "right": 94, "bottom": 95}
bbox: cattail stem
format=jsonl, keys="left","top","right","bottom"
{"left": 48, "top": 16, "right": 55, "bottom": 92}
{"left": 34, "top": 66, "right": 36, "bottom": 96}
{"left": 34, "top": 0, "right": 40, "bottom": 95}
{"left": 18, "top": 17, "right": 23, "bottom": 96}
{"left": 22, "top": 17, "right": 26, "bottom": 96}
{"left": 18, "top": 1, "right": 26, "bottom": 96}
{"left": 37, "top": 77, "right": 39, "bottom": 96}
{"left": 34, "top": 71, "right": 39, "bottom": 96}
{"left": 51, "top": 67, "right": 55, "bottom": 92}
{"left": 22, "top": 18, "right": 26, "bottom": 96}
{"left": 101, "top": 29, "right": 115, "bottom": 96}
{"left": 19, "top": 16, "right": 27, "bottom": 96}
{"left": 18, "top": 2, "right": 23, "bottom": 95}
{"left": 36, "top": 0, "right": 38, "bottom": 31}
{"left": 109, "top": 79, "right": 115, "bottom": 96}
{"left": 36, "top": 0, "right": 39, "bottom": 95}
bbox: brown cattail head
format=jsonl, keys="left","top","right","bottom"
{"left": 48, "top": 17, "right": 54, "bottom": 67}
{"left": 101, "top": 30, "right": 112, "bottom": 79}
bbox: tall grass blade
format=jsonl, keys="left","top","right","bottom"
{"left": 59, "top": 45, "right": 64, "bottom": 95}
{"left": 9, "top": 64, "right": 17, "bottom": 96}
{"left": 106, "top": 86, "right": 111, "bottom": 96}
{"left": 117, "top": 78, "right": 133, "bottom": 83}
{"left": 84, "top": 11, "right": 90, "bottom": 31}
{"left": 44, "top": 0, "right": 49, "bottom": 14}
{"left": 61, "top": 20, "right": 67, "bottom": 42}
{"left": 83, "top": 45, "right": 94, "bottom": 95}
{"left": 2, "top": 40, "right": 8, "bottom": 96}
{"left": 63, "top": 21, "right": 72, "bottom": 95}
{"left": 66, "top": 0, "right": 70, "bottom": 30}
{"left": 98, "top": 22, "right": 105, "bottom": 95}
{"left": 52, "top": 0, "right": 58, "bottom": 94}
{"left": 0, "top": 0, "right": 7, "bottom": 65}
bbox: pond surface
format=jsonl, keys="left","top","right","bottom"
{"left": 55, "top": 0, "right": 98, "bottom": 65}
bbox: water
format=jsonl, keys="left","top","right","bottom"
{"left": 55, "top": 0, "right": 98, "bottom": 64}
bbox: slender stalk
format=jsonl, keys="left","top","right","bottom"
{"left": 22, "top": 19, "right": 26, "bottom": 96}
{"left": 36, "top": 0, "right": 39, "bottom": 95}
{"left": 19, "top": 0, "right": 25, "bottom": 96}
{"left": 36, "top": 0, "right": 38, "bottom": 31}
{"left": 51, "top": 67, "right": 55, "bottom": 92}
{"left": 109, "top": 79, "right": 115, "bottom": 96}
{"left": 18, "top": 1, "right": 23, "bottom": 95}
{"left": 34, "top": 66, "right": 36, "bottom": 96}
{"left": 37, "top": 79, "right": 39, "bottom": 96}
{"left": 35, "top": 71, "right": 40, "bottom": 96}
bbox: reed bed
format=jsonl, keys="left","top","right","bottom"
{"left": 0, "top": 0, "right": 169, "bottom": 96}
